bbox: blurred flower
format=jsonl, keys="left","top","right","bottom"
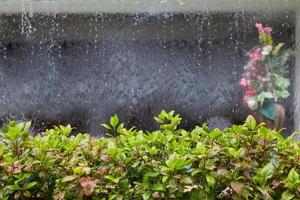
{"left": 262, "top": 45, "right": 273, "bottom": 56}
{"left": 240, "top": 78, "right": 248, "bottom": 88}
{"left": 249, "top": 48, "right": 261, "bottom": 63}
{"left": 245, "top": 72, "right": 252, "bottom": 78}
{"left": 243, "top": 63, "right": 253, "bottom": 70}
{"left": 255, "top": 23, "right": 272, "bottom": 36}
{"left": 256, "top": 23, "right": 264, "bottom": 33}
{"left": 258, "top": 76, "right": 270, "bottom": 82}
{"left": 247, "top": 97, "right": 258, "bottom": 110}
{"left": 253, "top": 65, "right": 265, "bottom": 74}
{"left": 246, "top": 88, "right": 256, "bottom": 96}
{"left": 241, "top": 23, "right": 291, "bottom": 114}
{"left": 264, "top": 27, "right": 272, "bottom": 36}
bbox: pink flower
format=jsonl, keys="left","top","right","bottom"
{"left": 246, "top": 88, "right": 257, "bottom": 96}
{"left": 80, "top": 177, "right": 97, "bottom": 196}
{"left": 256, "top": 23, "right": 272, "bottom": 36}
{"left": 243, "top": 63, "right": 253, "bottom": 70}
{"left": 264, "top": 27, "right": 272, "bottom": 35}
{"left": 258, "top": 76, "right": 270, "bottom": 82}
{"left": 249, "top": 48, "right": 261, "bottom": 63}
{"left": 252, "top": 67, "right": 259, "bottom": 74}
{"left": 252, "top": 66, "right": 264, "bottom": 75}
{"left": 240, "top": 78, "right": 248, "bottom": 88}
{"left": 255, "top": 23, "right": 264, "bottom": 33}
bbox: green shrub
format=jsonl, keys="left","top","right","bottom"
{"left": 0, "top": 111, "right": 300, "bottom": 199}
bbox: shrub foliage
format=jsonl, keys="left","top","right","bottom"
{"left": 0, "top": 111, "right": 300, "bottom": 199}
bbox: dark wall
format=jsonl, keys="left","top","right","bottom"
{"left": 0, "top": 12, "right": 295, "bottom": 135}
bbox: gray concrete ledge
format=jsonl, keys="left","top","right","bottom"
{"left": 0, "top": 0, "right": 299, "bottom": 14}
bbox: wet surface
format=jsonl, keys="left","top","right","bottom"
{"left": 0, "top": 13, "right": 295, "bottom": 135}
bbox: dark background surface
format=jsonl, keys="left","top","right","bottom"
{"left": 0, "top": 12, "right": 295, "bottom": 135}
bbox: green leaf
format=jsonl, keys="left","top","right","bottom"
{"left": 110, "top": 114, "right": 119, "bottom": 128}
{"left": 105, "top": 175, "right": 121, "bottom": 184}
{"left": 255, "top": 163, "right": 274, "bottom": 186}
{"left": 281, "top": 190, "right": 295, "bottom": 200}
{"left": 117, "top": 123, "right": 125, "bottom": 133}
{"left": 6, "top": 125, "right": 21, "bottom": 140}
{"left": 154, "top": 117, "right": 163, "bottom": 124}
{"left": 166, "top": 153, "right": 188, "bottom": 171}
{"left": 192, "top": 143, "right": 207, "bottom": 155}
{"left": 0, "top": 142, "right": 4, "bottom": 157}
{"left": 180, "top": 176, "right": 193, "bottom": 185}
{"left": 274, "top": 90, "right": 289, "bottom": 99}
{"left": 162, "top": 176, "right": 168, "bottom": 183}
{"left": 116, "top": 152, "right": 126, "bottom": 162}
{"left": 261, "top": 163, "right": 274, "bottom": 179}
{"left": 273, "top": 75, "right": 290, "bottom": 90}
{"left": 228, "top": 147, "right": 245, "bottom": 159}
{"left": 245, "top": 115, "right": 257, "bottom": 130}
{"left": 62, "top": 175, "right": 77, "bottom": 183}
{"left": 108, "top": 194, "right": 120, "bottom": 200}
{"left": 147, "top": 146, "right": 158, "bottom": 155}
{"left": 101, "top": 124, "right": 112, "bottom": 130}
{"left": 272, "top": 43, "right": 284, "bottom": 56}
{"left": 144, "top": 172, "right": 159, "bottom": 178}
{"left": 73, "top": 167, "right": 86, "bottom": 175}
{"left": 206, "top": 174, "right": 216, "bottom": 187}
{"left": 284, "top": 168, "right": 300, "bottom": 190}
{"left": 257, "top": 92, "right": 274, "bottom": 106}
{"left": 257, "top": 186, "right": 273, "bottom": 200}
{"left": 267, "top": 37, "right": 273, "bottom": 45}
{"left": 228, "top": 148, "right": 237, "bottom": 158}
{"left": 24, "top": 121, "right": 32, "bottom": 130}
{"left": 259, "top": 32, "right": 267, "bottom": 43}
{"left": 142, "top": 192, "right": 151, "bottom": 200}
{"left": 153, "top": 183, "right": 165, "bottom": 191}
{"left": 5, "top": 185, "right": 21, "bottom": 191}
{"left": 25, "top": 182, "right": 37, "bottom": 189}
{"left": 56, "top": 124, "right": 73, "bottom": 136}
{"left": 158, "top": 110, "right": 167, "bottom": 119}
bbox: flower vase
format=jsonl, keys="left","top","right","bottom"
{"left": 242, "top": 95, "right": 285, "bottom": 131}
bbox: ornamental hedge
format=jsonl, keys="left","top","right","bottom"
{"left": 0, "top": 110, "right": 300, "bottom": 200}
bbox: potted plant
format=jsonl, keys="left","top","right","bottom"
{"left": 240, "top": 23, "right": 293, "bottom": 130}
